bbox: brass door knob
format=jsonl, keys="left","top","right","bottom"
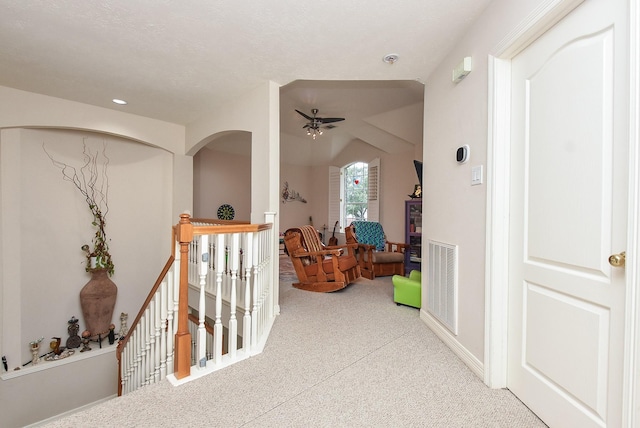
{"left": 609, "top": 251, "right": 626, "bottom": 268}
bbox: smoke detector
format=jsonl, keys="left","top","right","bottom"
{"left": 382, "top": 53, "right": 399, "bottom": 64}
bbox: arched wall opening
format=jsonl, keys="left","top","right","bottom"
{"left": 192, "top": 130, "right": 252, "bottom": 221}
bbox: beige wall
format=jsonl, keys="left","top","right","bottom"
{"left": 12, "top": 129, "right": 173, "bottom": 360}
{"left": 187, "top": 82, "right": 281, "bottom": 226}
{"left": 422, "top": 0, "right": 554, "bottom": 364}
{"left": 277, "top": 139, "right": 420, "bottom": 244}
{"left": 199, "top": 140, "right": 421, "bottom": 244}
{"left": 193, "top": 147, "right": 251, "bottom": 220}
{"left": 279, "top": 164, "right": 316, "bottom": 232}
{"left": 0, "top": 88, "right": 188, "bottom": 427}
{"left": 1, "top": 350, "right": 117, "bottom": 427}
{"left": 0, "top": 0, "right": 565, "bottom": 422}
{"left": 0, "top": 86, "right": 185, "bottom": 153}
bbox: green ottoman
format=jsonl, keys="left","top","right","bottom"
{"left": 392, "top": 270, "right": 421, "bottom": 308}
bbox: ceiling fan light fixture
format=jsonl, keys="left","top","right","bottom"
{"left": 308, "top": 126, "right": 323, "bottom": 139}
{"left": 382, "top": 53, "right": 399, "bottom": 64}
{"left": 296, "top": 108, "right": 344, "bottom": 139}
{"left": 112, "top": 98, "right": 127, "bottom": 105}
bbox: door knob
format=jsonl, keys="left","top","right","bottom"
{"left": 609, "top": 251, "right": 626, "bottom": 268}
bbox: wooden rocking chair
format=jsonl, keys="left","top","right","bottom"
{"left": 283, "top": 225, "right": 361, "bottom": 292}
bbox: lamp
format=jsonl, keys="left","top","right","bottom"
{"left": 306, "top": 124, "right": 323, "bottom": 139}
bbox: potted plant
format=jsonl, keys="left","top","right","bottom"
{"left": 80, "top": 204, "right": 114, "bottom": 276}
{"left": 45, "top": 140, "right": 117, "bottom": 339}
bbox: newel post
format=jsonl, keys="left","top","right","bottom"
{"left": 174, "top": 213, "right": 193, "bottom": 379}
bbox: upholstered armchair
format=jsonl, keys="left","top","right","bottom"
{"left": 392, "top": 270, "right": 421, "bottom": 308}
{"left": 345, "top": 221, "right": 408, "bottom": 280}
{"left": 283, "top": 225, "right": 361, "bottom": 292}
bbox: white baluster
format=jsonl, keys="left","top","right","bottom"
{"left": 209, "top": 239, "right": 215, "bottom": 271}
{"left": 153, "top": 295, "right": 161, "bottom": 383}
{"left": 142, "top": 309, "right": 150, "bottom": 385}
{"left": 133, "top": 329, "right": 140, "bottom": 391}
{"left": 228, "top": 232, "right": 239, "bottom": 358}
{"left": 121, "top": 344, "right": 128, "bottom": 393}
{"left": 214, "top": 233, "right": 225, "bottom": 365}
{"left": 167, "top": 252, "right": 180, "bottom": 374}
{"left": 159, "top": 280, "right": 167, "bottom": 380}
{"left": 149, "top": 300, "right": 156, "bottom": 384}
{"left": 262, "top": 231, "right": 268, "bottom": 336}
{"left": 129, "top": 330, "right": 137, "bottom": 393}
{"left": 190, "top": 317, "right": 197, "bottom": 366}
{"left": 197, "top": 234, "right": 209, "bottom": 368}
{"left": 251, "top": 230, "right": 261, "bottom": 350}
{"left": 207, "top": 328, "right": 213, "bottom": 360}
{"left": 243, "top": 232, "right": 253, "bottom": 353}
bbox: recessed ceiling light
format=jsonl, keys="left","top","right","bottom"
{"left": 112, "top": 98, "right": 127, "bottom": 105}
{"left": 382, "top": 53, "right": 399, "bottom": 64}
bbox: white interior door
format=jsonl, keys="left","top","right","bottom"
{"left": 507, "top": 0, "right": 629, "bottom": 426}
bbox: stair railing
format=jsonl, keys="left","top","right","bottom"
{"left": 117, "top": 212, "right": 277, "bottom": 394}
{"left": 116, "top": 255, "right": 178, "bottom": 395}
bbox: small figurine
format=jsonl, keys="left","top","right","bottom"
{"left": 108, "top": 324, "right": 116, "bottom": 345}
{"left": 118, "top": 312, "right": 128, "bottom": 339}
{"left": 408, "top": 184, "right": 422, "bottom": 199}
{"left": 66, "top": 316, "right": 82, "bottom": 349}
{"left": 30, "top": 337, "right": 44, "bottom": 365}
{"left": 49, "top": 337, "right": 61, "bottom": 356}
{"left": 80, "top": 330, "right": 92, "bottom": 352}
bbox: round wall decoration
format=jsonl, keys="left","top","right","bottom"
{"left": 217, "top": 204, "right": 235, "bottom": 220}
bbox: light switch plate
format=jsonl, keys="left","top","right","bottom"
{"left": 471, "top": 165, "right": 483, "bottom": 186}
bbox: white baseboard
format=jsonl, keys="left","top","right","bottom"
{"left": 26, "top": 394, "right": 117, "bottom": 427}
{"left": 420, "top": 309, "right": 484, "bottom": 380}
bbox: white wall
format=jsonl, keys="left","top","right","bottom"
{"left": 422, "top": 0, "right": 554, "bottom": 364}
{"left": 0, "top": 88, "right": 188, "bottom": 427}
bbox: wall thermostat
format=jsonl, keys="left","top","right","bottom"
{"left": 456, "top": 145, "right": 469, "bottom": 163}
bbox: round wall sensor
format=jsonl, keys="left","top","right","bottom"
{"left": 456, "top": 145, "right": 469, "bottom": 163}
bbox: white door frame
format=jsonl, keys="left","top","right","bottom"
{"left": 484, "top": 0, "right": 640, "bottom": 425}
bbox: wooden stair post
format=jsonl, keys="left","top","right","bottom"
{"left": 174, "top": 213, "right": 193, "bottom": 379}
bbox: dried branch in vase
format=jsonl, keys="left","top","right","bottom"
{"left": 43, "top": 140, "right": 115, "bottom": 276}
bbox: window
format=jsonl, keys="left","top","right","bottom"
{"left": 328, "top": 158, "right": 379, "bottom": 231}
{"left": 343, "top": 162, "right": 368, "bottom": 224}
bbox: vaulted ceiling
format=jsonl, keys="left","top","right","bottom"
{"left": 1, "top": 1, "right": 492, "bottom": 163}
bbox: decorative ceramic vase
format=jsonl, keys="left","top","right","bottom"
{"left": 79, "top": 269, "right": 117, "bottom": 339}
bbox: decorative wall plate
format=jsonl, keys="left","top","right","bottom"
{"left": 217, "top": 204, "right": 235, "bottom": 220}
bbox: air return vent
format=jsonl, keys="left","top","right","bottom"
{"left": 427, "top": 240, "right": 458, "bottom": 335}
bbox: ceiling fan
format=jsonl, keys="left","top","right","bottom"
{"left": 295, "top": 108, "right": 345, "bottom": 139}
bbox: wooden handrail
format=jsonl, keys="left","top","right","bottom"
{"left": 116, "top": 254, "right": 175, "bottom": 396}
{"left": 171, "top": 219, "right": 272, "bottom": 257}
{"left": 191, "top": 223, "right": 273, "bottom": 235}
{"left": 190, "top": 218, "right": 250, "bottom": 225}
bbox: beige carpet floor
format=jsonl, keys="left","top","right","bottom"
{"left": 42, "top": 256, "right": 546, "bottom": 427}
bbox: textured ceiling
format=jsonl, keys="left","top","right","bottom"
{"left": 0, "top": 1, "right": 492, "bottom": 163}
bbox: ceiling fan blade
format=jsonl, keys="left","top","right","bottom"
{"left": 319, "top": 117, "right": 345, "bottom": 124}
{"left": 295, "top": 109, "right": 313, "bottom": 121}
